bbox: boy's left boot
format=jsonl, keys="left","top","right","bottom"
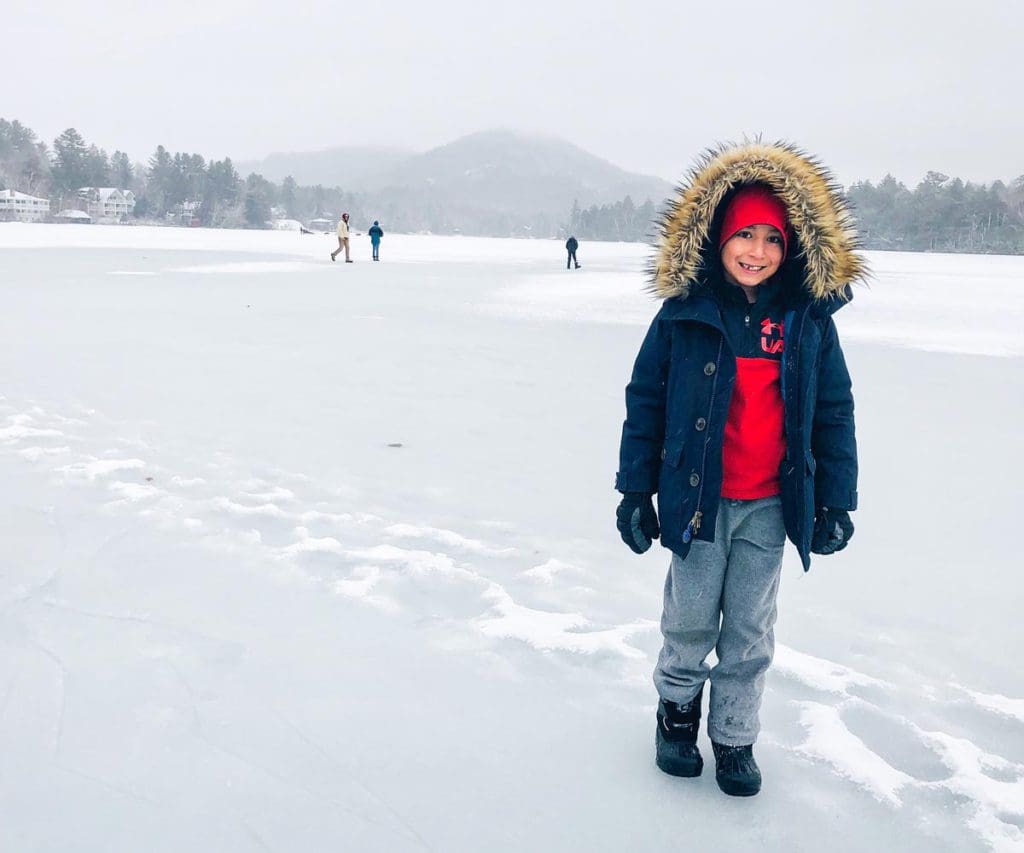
{"left": 655, "top": 687, "right": 704, "bottom": 777}
{"left": 711, "top": 742, "right": 761, "bottom": 796}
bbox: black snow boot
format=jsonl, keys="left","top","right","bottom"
{"left": 711, "top": 742, "right": 761, "bottom": 796}
{"left": 655, "top": 687, "right": 704, "bottom": 777}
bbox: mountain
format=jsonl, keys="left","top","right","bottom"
{"left": 236, "top": 146, "right": 413, "bottom": 187}
{"left": 361, "top": 130, "right": 673, "bottom": 235}
{"left": 366, "top": 129, "right": 671, "bottom": 206}
{"left": 242, "top": 130, "right": 674, "bottom": 237}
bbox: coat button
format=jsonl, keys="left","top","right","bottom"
{"left": 660, "top": 448, "right": 666, "bottom": 460}
{"left": 689, "top": 472, "right": 700, "bottom": 487}
{"left": 704, "top": 362, "right": 716, "bottom": 376}
{"left": 695, "top": 417, "right": 707, "bottom": 431}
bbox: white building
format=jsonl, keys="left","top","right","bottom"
{"left": 0, "top": 189, "right": 51, "bottom": 221}
{"left": 77, "top": 187, "right": 136, "bottom": 221}
{"left": 55, "top": 209, "right": 92, "bottom": 224}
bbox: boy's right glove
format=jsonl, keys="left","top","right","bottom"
{"left": 616, "top": 492, "right": 660, "bottom": 554}
{"left": 811, "top": 507, "right": 854, "bottom": 555}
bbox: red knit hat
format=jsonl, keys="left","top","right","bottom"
{"left": 719, "top": 185, "right": 789, "bottom": 257}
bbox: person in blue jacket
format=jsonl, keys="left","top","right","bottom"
{"left": 368, "top": 220, "right": 384, "bottom": 261}
{"left": 566, "top": 235, "right": 580, "bottom": 269}
{"left": 615, "top": 141, "right": 866, "bottom": 797}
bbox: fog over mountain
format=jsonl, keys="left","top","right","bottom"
{"left": 236, "top": 146, "right": 414, "bottom": 189}
{"left": 238, "top": 129, "right": 673, "bottom": 236}
{"left": 241, "top": 129, "right": 672, "bottom": 208}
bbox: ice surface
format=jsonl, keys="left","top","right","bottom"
{"left": 1, "top": 223, "right": 1022, "bottom": 851}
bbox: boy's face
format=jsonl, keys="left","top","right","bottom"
{"left": 720, "top": 224, "right": 785, "bottom": 288}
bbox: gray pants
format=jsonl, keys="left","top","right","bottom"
{"left": 654, "top": 497, "right": 786, "bottom": 746}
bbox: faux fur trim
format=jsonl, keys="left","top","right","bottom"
{"left": 651, "top": 141, "right": 868, "bottom": 301}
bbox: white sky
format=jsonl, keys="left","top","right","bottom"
{"left": 4, "top": 0, "right": 1021, "bottom": 185}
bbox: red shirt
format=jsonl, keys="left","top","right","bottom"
{"left": 718, "top": 283, "right": 787, "bottom": 499}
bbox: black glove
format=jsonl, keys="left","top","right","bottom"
{"left": 811, "top": 507, "right": 854, "bottom": 555}
{"left": 616, "top": 492, "right": 660, "bottom": 554}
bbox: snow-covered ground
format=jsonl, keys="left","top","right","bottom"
{"left": 1, "top": 223, "right": 1022, "bottom": 852}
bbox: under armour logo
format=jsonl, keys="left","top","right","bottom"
{"left": 761, "top": 318, "right": 784, "bottom": 354}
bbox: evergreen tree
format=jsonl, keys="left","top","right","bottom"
{"left": 179, "top": 153, "right": 207, "bottom": 202}
{"left": 111, "top": 151, "right": 133, "bottom": 189}
{"left": 243, "top": 173, "right": 274, "bottom": 227}
{"left": 0, "top": 118, "right": 50, "bottom": 195}
{"left": 83, "top": 145, "right": 111, "bottom": 187}
{"left": 207, "top": 158, "right": 241, "bottom": 205}
{"left": 51, "top": 128, "right": 89, "bottom": 196}
{"left": 146, "top": 145, "right": 174, "bottom": 214}
{"left": 569, "top": 198, "right": 581, "bottom": 235}
{"left": 281, "top": 175, "right": 298, "bottom": 218}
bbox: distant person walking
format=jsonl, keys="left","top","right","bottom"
{"left": 331, "top": 213, "right": 352, "bottom": 263}
{"left": 368, "top": 220, "right": 384, "bottom": 261}
{"left": 566, "top": 235, "right": 580, "bottom": 269}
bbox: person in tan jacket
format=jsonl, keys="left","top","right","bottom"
{"left": 331, "top": 213, "right": 352, "bottom": 262}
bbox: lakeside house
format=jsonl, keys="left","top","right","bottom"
{"left": 77, "top": 187, "right": 136, "bottom": 221}
{"left": 0, "top": 189, "right": 51, "bottom": 221}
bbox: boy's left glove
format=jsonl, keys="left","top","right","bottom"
{"left": 811, "top": 507, "right": 854, "bottom": 555}
{"left": 616, "top": 492, "right": 660, "bottom": 554}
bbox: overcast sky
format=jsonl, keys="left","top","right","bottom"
{"left": 4, "top": 0, "right": 1021, "bottom": 185}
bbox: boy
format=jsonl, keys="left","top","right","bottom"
{"left": 615, "top": 142, "right": 865, "bottom": 796}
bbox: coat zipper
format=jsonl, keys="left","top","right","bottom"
{"left": 683, "top": 336, "right": 724, "bottom": 543}
{"left": 790, "top": 308, "right": 807, "bottom": 460}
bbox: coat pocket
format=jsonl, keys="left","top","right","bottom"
{"left": 657, "top": 442, "right": 692, "bottom": 549}
{"left": 660, "top": 439, "right": 685, "bottom": 469}
{"left": 781, "top": 451, "right": 816, "bottom": 560}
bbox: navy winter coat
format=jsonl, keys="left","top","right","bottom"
{"left": 617, "top": 141, "right": 867, "bottom": 571}
{"left": 616, "top": 286, "right": 857, "bottom": 570}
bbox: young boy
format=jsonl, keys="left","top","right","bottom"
{"left": 615, "top": 142, "right": 865, "bottom": 797}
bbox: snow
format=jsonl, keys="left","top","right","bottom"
{"left": 956, "top": 686, "right": 1024, "bottom": 725}
{"left": 793, "top": 701, "right": 915, "bottom": 806}
{"left": 1, "top": 222, "right": 1022, "bottom": 852}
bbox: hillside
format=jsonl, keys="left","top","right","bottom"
{"left": 367, "top": 129, "right": 671, "bottom": 207}
{"left": 243, "top": 130, "right": 673, "bottom": 236}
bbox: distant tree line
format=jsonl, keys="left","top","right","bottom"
{"left": 3, "top": 117, "right": 1024, "bottom": 253}
{"left": 846, "top": 172, "right": 1024, "bottom": 253}
{"left": 575, "top": 173, "right": 1024, "bottom": 253}
{"left": 0, "top": 119, "right": 365, "bottom": 228}
{"left": 567, "top": 196, "right": 659, "bottom": 243}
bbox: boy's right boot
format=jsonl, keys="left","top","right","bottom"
{"left": 711, "top": 742, "right": 762, "bottom": 796}
{"left": 655, "top": 687, "right": 704, "bottom": 777}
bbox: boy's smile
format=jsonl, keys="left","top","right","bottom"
{"left": 720, "top": 224, "right": 785, "bottom": 296}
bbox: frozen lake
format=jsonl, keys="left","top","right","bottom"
{"left": 1, "top": 223, "right": 1022, "bottom": 852}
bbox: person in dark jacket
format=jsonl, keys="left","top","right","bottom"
{"left": 368, "top": 220, "right": 384, "bottom": 261}
{"left": 565, "top": 235, "right": 580, "bottom": 269}
{"left": 615, "top": 142, "right": 865, "bottom": 797}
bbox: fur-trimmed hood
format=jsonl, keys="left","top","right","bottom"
{"left": 651, "top": 141, "right": 868, "bottom": 301}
